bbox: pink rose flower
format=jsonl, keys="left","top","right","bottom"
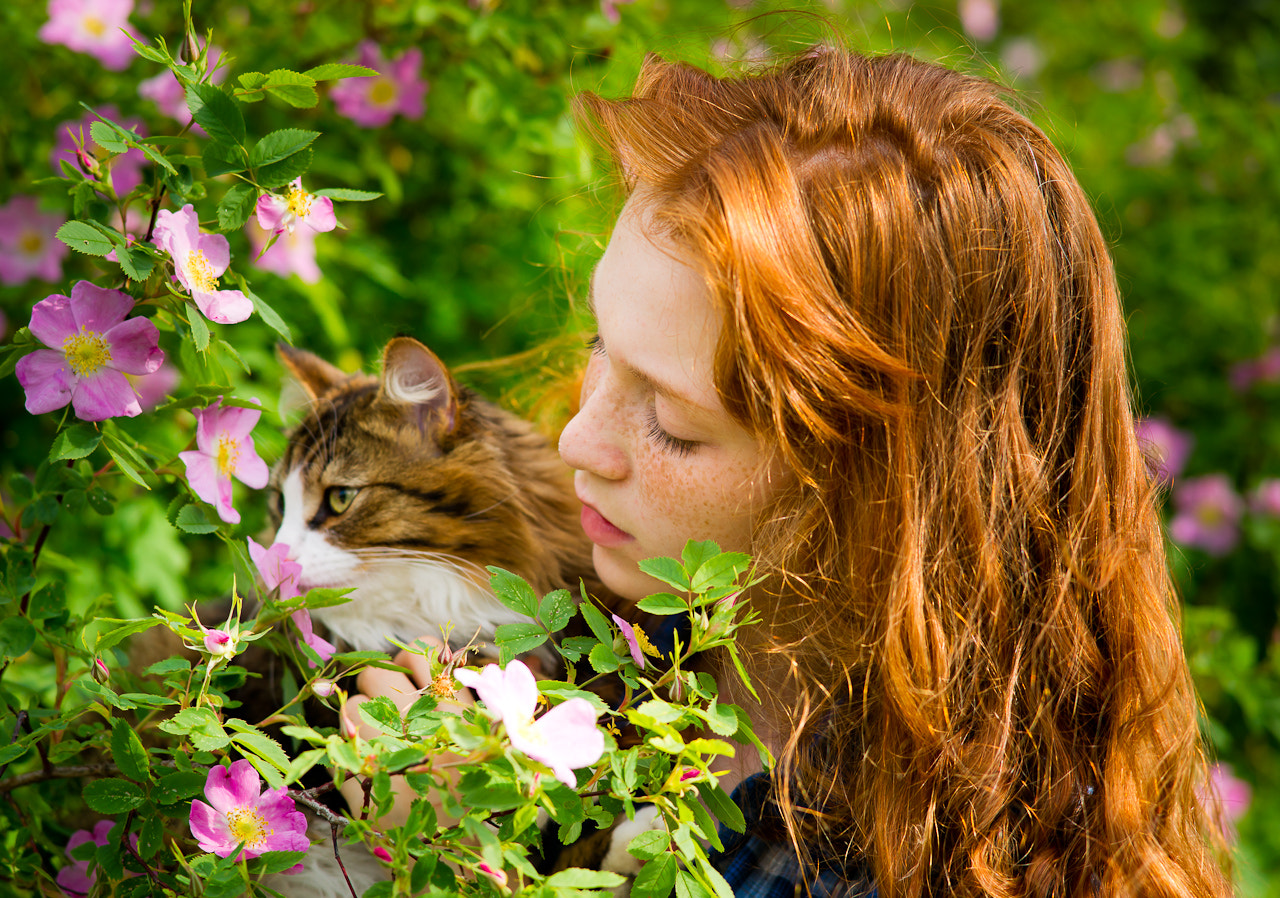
{"left": 188, "top": 760, "right": 310, "bottom": 863}
{"left": 38, "top": 0, "right": 139, "bottom": 71}
{"left": 455, "top": 659, "right": 604, "bottom": 787}
{"left": 477, "top": 862, "right": 508, "bottom": 888}
{"left": 601, "top": 0, "right": 635, "bottom": 23}
{"left": 1135, "top": 417, "right": 1193, "bottom": 484}
{"left": 124, "top": 362, "right": 179, "bottom": 410}
{"left": 153, "top": 204, "right": 253, "bottom": 324}
{"left": 1198, "top": 763, "right": 1251, "bottom": 842}
{"left": 958, "top": 0, "right": 1000, "bottom": 42}
{"left": 178, "top": 399, "right": 269, "bottom": 524}
{"left": 1231, "top": 347, "right": 1280, "bottom": 392}
{"left": 202, "top": 628, "right": 238, "bottom": 659}
{"left": 1250, "top": 479, "right": 1280, "bottom": 517}
{"left": 612, "top": 613, "right": 646, "bottom": 670}
{"left": 247, "top": 223, "right": 322, "bottom": 284}
{"left": 0, "top": 196, "right": 68, "bottom": 286}
{"left": 16, "top": 281, "right": 163, "bottom": 421}
{"left": 292, "top": 609, "right": 336, "bottom": 667}
{"left": 1168, "top": 473, "right": 1244, "bottom": 556}
{"left": 247, "top": 537, "right": 303, "bottom": 601}
{"left": 56, "top": 819, "right": 137, "bottom": 896}
{"left": 330, "top": 41, "right": 427, "bottom": 128}
{"left": 51, "top": 106, "right": 148, "bottom": 196}
{"left": 255, "top": 178, "right": 336, "bottom": 236}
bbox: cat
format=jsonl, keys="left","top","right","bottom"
{"left": 269, "top": 335, "right": 602, "bottom": 655}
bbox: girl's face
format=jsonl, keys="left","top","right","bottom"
{"left": 558, "top": 198, "right": 788, "bottom": 602}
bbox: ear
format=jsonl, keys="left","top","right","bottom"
{"left": 378, "top": 337, "right": 458, "bottom": 434}
{"left": 277, "top": 343, "right": 348, "bottom": 400}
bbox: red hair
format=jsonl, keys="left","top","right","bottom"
{"left": 577, "top": 48, "right": 1229, "bottom": 898}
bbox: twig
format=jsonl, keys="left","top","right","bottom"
{"left": 0, "top": 759, "right": 178, "bottom": 794}
{"left": 331, "top": 821, "right": 358, "bottom": 898}
{"left": 0, "top": 711, "right": 29, "bottom": 783}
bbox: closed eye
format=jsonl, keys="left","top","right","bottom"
{"left": 644, "top": 406, "right": 698, "bottom": 457}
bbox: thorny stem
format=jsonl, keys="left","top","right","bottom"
{"left": 122, "top": 809, "right": 163, "bottom": 886}
{"left": 332, "top": 822, "right": 359, "bottom": 898}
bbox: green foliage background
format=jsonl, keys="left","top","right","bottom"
{"left": 1, "top": 0, "right": 1278, "bottom": 891}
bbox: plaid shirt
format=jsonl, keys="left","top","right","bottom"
{"left": 710, "top": 774, "right": 876, "bottom": 898}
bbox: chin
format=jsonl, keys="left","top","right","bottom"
{"left": 593, "top": 544, "right": 654, "bottom": 605}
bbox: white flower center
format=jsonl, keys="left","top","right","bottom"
{"left": 226, "top": 806, "right": 272, "bottom": 848}
{"left": 63, "top": 328, "right": 112, "bottom": 376}
{"left": 285, "top": 185, "right": 313, "bottom": 219}
{"left": 186, "top": 250, "right": 220, "bottom": 293}
{"left": 216, "top": 433, "right": 240, "bottom": 478}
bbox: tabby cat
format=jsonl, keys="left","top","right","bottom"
{"left": 270, "top": 336, "right": 601, "bottom": 654}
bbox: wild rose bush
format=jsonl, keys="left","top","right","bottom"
{"left": 2, "top": 0, "right": 1280, "bottom": 894}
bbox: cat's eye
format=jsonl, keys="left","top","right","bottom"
{"left": 325, "top": 486, "right": 360, "bottom": 516}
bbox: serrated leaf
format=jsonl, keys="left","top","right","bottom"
{"left": 0, "top": 617, "right": 36, "bottom": 660}
{"left": 94, "top": 617, "right": 162, "bottom": 651}
{"left": 313, "top": 187, "right": 382, "bottom": 201}
{"left": 240, "top": 283, "right": 292, "bottom": 342}
{"left": 256, "top": 147, "right": 313, "bottom": 189}
{"left": 696, "top": 781, "right": 745, "bottom": 833}
{"left": 538, "top": 589, "right": 574, "bottom": 632}
{"left": 253, "top": 851, "right": 309, "bottom": 875}
{"left": 494, "top": 622, "right": 548, "bottom": 659}
{"left": 690, "top": 552, "right": 751, "bottom": 593}
{"left": 579, "top": 600, "right": 614, "bottom": 645}
{"left": 175, "top": 504, "right": 219, "bottom": 534}
{"left": 588, "top": 641, "right": 621, "bottom": 674}
{"left": 632, "top": 853, "right": 677, "bottom": 898}
{"left": 202, "top": 142, "right": 246, "bottom": 177}
{"left": 101, "top": 431, "right": 150, "bottom": 489}
{"left": 638, "top": 556, "right": 690, "bottom": 591}
{"left": 83, "top": 778, "right": 146, "bottom": 813}
{"left": 681, "top": 540, "right": 721, "bottom": 571}
{"left": 628, "top": 828, "right": 671, "bottom": 860}
{"left": 265, "top": 69, "right": 319, "bottom": 108}
{"left": 675, "top": 870, "right": 717, "bottom": 898}
{"left": 57, "top": 221, "right": 115, "bottom": 256}
{"left": 546, "top": 869, "right": 627, "bottom": 889}
{"left": 238, "top": 72, "right": 268, "bottom": 90}
{"left": 50, "top": 424, "right": 102, "bottom": 461}
{"left": 249, "top": 129, "right": 319, "bottom": 168}
{"left": 357, "top": 696, "right": 403, "bottom": 733}
{"left": 229, "top": 723, "right": 291, "bottom": 772}
{"left": 145, "top": 656, "right": 190, "bottom": 676}
{"left": 216, "top": 182, "right": 257, "bottom": 232}
{"left": 304, "top": 63, "right": 378, "bottom": 80}
{"left": 186, "top": 82, "right": 245, "bottom": 145}
{"left": 117, "top": 246, "right": 154, "bottom": 282}
{"left": 189, "top": 307, "right": 211, "bottom": 351}
{"left": 155, "top": 769, "right": 207, "bottom": 802}
{"left": 636, "top": 592, "right": 688, "bottom": 615}
{"left": 134, "top": 141, "right": 178, "bottom": 175}
{"left": 487, "top": 567, "right": 539, "bottom": 617}
{"left": 138, "top": 813, "right": 165, "bottom": 859}
{"left": 111, "top": 718, "right": 152, "bottom": 782}
{"left": 90, "top": 121, "right": 129, "bottom": 153}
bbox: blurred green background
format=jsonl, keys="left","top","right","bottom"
{"left": 1, "top": 0, "right": 1277, "bottom": 890}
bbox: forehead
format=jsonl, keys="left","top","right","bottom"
{"left": 591, "top": 198, "right": 721, "bottom": 408}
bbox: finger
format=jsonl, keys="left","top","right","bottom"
{"left": 394, "top": 645, "right": 437, "bottom": 689}
{"left": 342, "top": 694, "right": 381, "bottom": 740}
{"left": 355, "top": 666, "right": 422, "bottom": 714}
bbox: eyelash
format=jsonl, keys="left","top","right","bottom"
{"left": 645, "top": 406, "right": 698, "bottom": 457}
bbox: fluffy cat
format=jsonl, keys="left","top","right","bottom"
{"left": 270, "top": 336, "right": 601, "bottom": 654}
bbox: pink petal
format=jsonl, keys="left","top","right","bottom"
{"left": 256, "top": 194, "right": 289, "bottom": 233}
{"left": 102, "top": 316, "right": 163, "bottom": 375}
{"left": 72, "top": 369, "right": 141, "bottom": 420}
{"left": 202, "top": 762, "right": 252, "bottom": 815}
{"left": 193, "top": 401, "right": 225, "bottom": 452}
{"left": 188, "top": 798, "right": 233, "bottom": 854}
{"left": 65, "top": 829, "right": 95, "bottom": 855}
{"left": 219, "top": 403, "right": 262, "bottom": 440}
{"left": 28, "top": 293, "right": 77, "bottom": 346}
{"left": 214, "top": 473, "right": 241, "bottom": 524}
{"left": 612, "top": 613, "right": 645, "bottom": 669}
{"left": 153, "top": 206, "right": 196, "bottom": 259}
{"left": 193, "top": 288, "right": 253, "bottom": 324}
{"left": 530, "top": 699, "right": 605, "bottom": 769}
{"left": 16, "top": 350, "right": 74, "bottom": 414}
{"left": 180, "top": 450, "right": 221, "bottom": 508}
{"left": 55, "top": 861, "right": 95, "bottom": 895}
{"left": 196, "top": 232, "right": 231, "bottom": 275}
{"left": 234, "top": 443, "right": 269, "bottom": 489}
{"left": 70, "top": 281, "right": 133, "bottom": 333}
{"left": 304, "top": 196, "right": 337, "bottom": 233}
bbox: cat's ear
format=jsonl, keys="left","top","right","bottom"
{"left": 379, "top": 337, "right": 458, "bottom": 434}
{"left": 277, "top": 343, "right": 348, "bottom": 400}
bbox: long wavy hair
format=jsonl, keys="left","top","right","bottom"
{"left": 576, "top": 47, "right": 1229, "bottom": 898}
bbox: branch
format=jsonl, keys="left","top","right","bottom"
{"left": 0, "top": 759, "right": 177, "bottom": 794}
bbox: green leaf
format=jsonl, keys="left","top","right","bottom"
{"left": 56, "top": 221, "right": 116, "bottom": 257}
{"left": 128, "top": 36, "right": 169, "bottom": 65}
{"left": 579, "top": 600, "right": 614, "bottom": 645}
{"left": 155, "top": 770, "right": 207, "bottom": 803}
{"left": 628, "top": 829, "right": 670, "bottom": 860}
{"left": 636, "top": 592, "right": 688, "bottom": 615}
{"left": 588, "top": 641, "right": 621, "bottom": 674}
{"left": 0, "top": 617, "right": 36, "bottom": 660}
{"left": 138, "top": 812, "right": 165, "bottom": 859}
{"left": 50, "top": 424, "right": 102, "bottom": 461}
{"left": 186, "top": 82, "right": 245, "bottom": 145}
{"left": 216, "top": 182, "right": 257, "bottom": 232}
{"left": 256, "top": 147, "right": 314, "bottom": 189}
{"left": 90, "top": 121, "right": 129, "bottom": 153}
{"left": 174, "top": 503, "right": 219, "bottom": 534}
{"left": 159, "top": 707, "right": 230, "bottom": 750}
{"left": 228, "top": 720, "right": 292, "bottom": 772}
{"left": 249, "top": 129, "right": 320, "bottom": 168}
{"left": 94, "top": 617, "right": 162, "bottom": 651}
{"left": 240, "top": 282, "right": 292, "bottom": 342}
{"left": 681, "top": 540, "right": 721, "bottom": 572}
{"left": 690, "top": 552, "right": 751, "bottom": 593}
{"left": 117, "top": 245, "right": 154, "bottom": 282}
{"left": 145, "top": 657, "right": 191, "bottom": 676}
{"left": 696, "top": 781, "right": 745, "bottom": 834}
{"left": 253, "top": 851, "right": 308, "bottom": 875}
{"left": 265, "top": 69, "right": 319, "bottom": 108}
{"left": 111, "top": 718, "right": 152, "bottom": 782}
{"left": 101, "top": 431, "right": 150, "bottom": 489}
{"left": 494, "top": 622, "right": 547, "bottom": 660}
{"left": 357, "top": 696, "right": 403, "bottom": 733}
{"left": 202, "top": 142, "right": 246, "bottom": 177}
{"left": 632, "top": 853, "right": 678, "bottom": 898}
{"left": 675, "top": 870, "right": 717, "bottom": 898}
{"left": 638, "top": 556, "right": 690, "bottom": 591}
{"left": 237, "top": 72, "right": 269, "bottom": 92}
{"left": 83, "top": 778, "right": 146, "bottom": 813}
{"left": 313, "top": 187, "right": 382, "bottom": 201}
{"left": 538, "top": 589, "right": 574, "bottom": 632}
{"left": 487, "top": 567, "right": 539, "bottom": 617}
{"left": 189, "top": 307, "right": 211, "bottom": 351}
{"left": 304, "top": 63, "right": 379, "bottom": 81}
{"left": 134, "top": 140, "right": 178, "bottom": 175}
{"left": 546, "top": 869, "right": 627, "bottom": 889}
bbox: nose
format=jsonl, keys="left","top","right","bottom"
{"left": 558, "top": 359, "right": 629, "bottom": 481}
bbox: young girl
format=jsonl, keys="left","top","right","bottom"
{"left": 353, "top": 46, "right": 1229, "bottom": 897}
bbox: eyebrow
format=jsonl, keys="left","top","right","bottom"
{"left": 586, "top": 275, "right": 709, "bottom": 416}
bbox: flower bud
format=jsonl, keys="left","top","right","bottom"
{"left": 477, "top": 862, "right": 508, "bottom": 889}
{"left": 75, "top": 146, "right": 101, "bottom": 177}
{"left": 373, "top": 846, "right": 392, "bottom": 863}
{"left": 92, "top": 658, "right": 110, "bottom": 684}
{"left": 312, "top": 679, "right": 336, "bottom": 698}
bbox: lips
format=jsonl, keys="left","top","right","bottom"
{"left": 578, "top": 499, "right": 633, "bottom": 548}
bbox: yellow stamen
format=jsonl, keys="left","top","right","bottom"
{"left": 20, "top": 230, "right": 43, "bottom": 254}
{"left": 62, "top": 328, "right": 112, "bottom": 376}
{"left": 226, "top": 806, "right": 272, "bottom": 849}
{"left": 186, "top": 250, "right": 219, "bottom": 293}
{"left": 216, "top": 433, "right": 240, "bottom": 478}
{"left": 83, "top": 16, "right": 106, "bottom": 37}
{"left": 369, "top": 79, "right": 397, "bottom": 104}
{"left": 285, "top": 185, "right": 313, "bottom": 219}
{"left": 430, "top": 673, "right": 456, "bottom": 700}
{"left": 634, "top": 625, "right": 661, "bottom": 658}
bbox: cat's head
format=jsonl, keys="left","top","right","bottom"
{"left": 269, "top": 336, "right": 591, "bottom": 651}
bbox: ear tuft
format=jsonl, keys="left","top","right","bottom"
{"left": 379, "top": 337, "right": 457, "bottom": 433}
{"left": 277, "top": 343, "right": 349, "bottom": 400}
